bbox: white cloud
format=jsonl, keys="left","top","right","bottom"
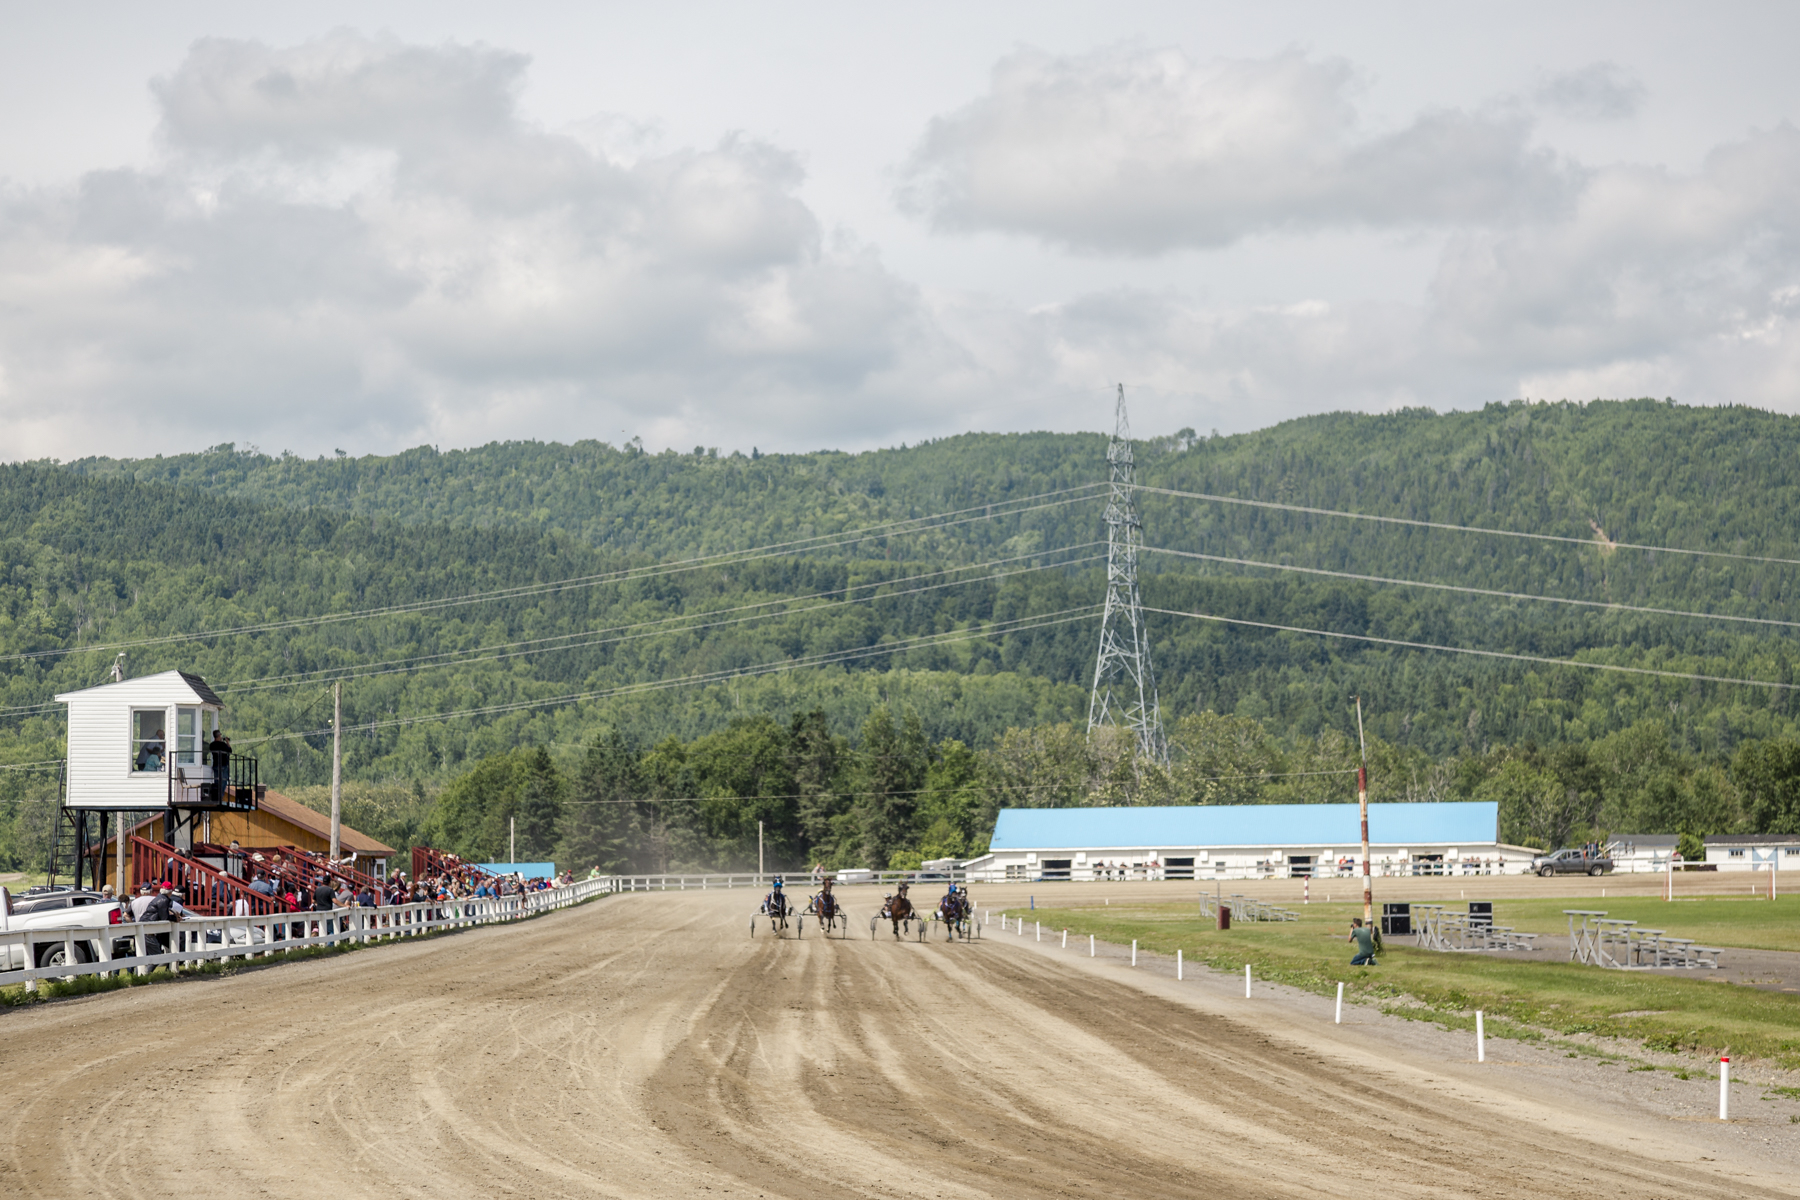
{"left": 3, "top": 30, "right": 1799, "bottom": 465}
{"left": 0, "top": 31, "right": 960, "bottom": 459}
{"left": 897, "top": 47, "right": 1577, "bottom": 254}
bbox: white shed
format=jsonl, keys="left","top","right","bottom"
{"left": 56, "top": 670, "right": 230, "bottom": 811}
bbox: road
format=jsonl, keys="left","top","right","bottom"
{"left": 0, "top": 886, "right": 1790, "bottom": 1198}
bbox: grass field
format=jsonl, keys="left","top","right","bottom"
{"left": 1027, "top": 899, "right": 1800, "bottom": 1068}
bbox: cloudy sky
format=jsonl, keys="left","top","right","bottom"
{"left": 1, "top": 2, "right": 1796, "bottom": 460}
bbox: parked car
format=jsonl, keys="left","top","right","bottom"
{"left": 1530, "top": 848, "right": 1614, "bottom": 877}
{"left": 0, "top": 886, "right": 127, "bottom": 970}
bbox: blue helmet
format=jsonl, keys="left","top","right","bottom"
{"left": 771, "top": 877, "right": 783, "bottom": 888}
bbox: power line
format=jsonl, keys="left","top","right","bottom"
{"left": 556, "top": 767, "right": 1359, "bottom": 805}
{"left": 1143, "top": 546, "right": 1800, "bottom": 632}
{"left": 1138, "top": 485, "right": 1800, "bottom": 567}
{"left": 0, "top": 544, "right": 1105, "bottom": 718}
{"left": 1144, "top": 605, "right": 1800, "bottom": 691}
{"left": 0, "top": 484, "right": 1105, "bottom": 668}
{"left": 217, "top": 544, "right": 1105, "bottom": 695}
{"left": 236, "top": 606, "right": 1100, "bottom": 747}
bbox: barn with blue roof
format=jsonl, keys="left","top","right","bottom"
{"left": 962, "top": 802, "right": 1535, "bottom": 882}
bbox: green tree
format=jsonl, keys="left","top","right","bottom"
{"left": 559, "top": 731, "right": 642, "bottom": 873}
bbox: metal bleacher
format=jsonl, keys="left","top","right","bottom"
{"left": 1199, "top": 893, "right": 1299, "bottom": 923}
{"left": 1564, "top": 910, "right": 1724, "bottom": 970}
{"left": 1411, "top": 903, "right": 1540, "bottom": 952}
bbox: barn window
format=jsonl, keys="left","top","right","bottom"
{"left": 132, "top": 710, "right": 167, "bottom": 772}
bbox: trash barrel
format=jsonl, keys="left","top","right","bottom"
{"left": 1217, "top": 905, "right": 1231, "bottom": 931}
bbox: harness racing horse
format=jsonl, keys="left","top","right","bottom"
{"left": 935, "top": 888, "right": 975, "bottom": 941}
{"left": 752, "top": 885, "right": 795, "bottom": 938}
{"left": 805, "top": 883, "right": 845, "bottom": 938}
{"left": 870, "top": 883, "right": 924, "bottom": 941}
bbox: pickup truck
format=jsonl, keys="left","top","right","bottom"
{"left": 0, "top": 886, "right": 126, "bottom": 970}
{"left": 1530, "top": 848, "right": 1614, "bottom": 877}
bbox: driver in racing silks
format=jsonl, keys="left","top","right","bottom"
{"left": 762, "top": 876, "right": 788, "bottom": 917}
{"left": 944, "top": 882, "right": 971, "bottom": 921}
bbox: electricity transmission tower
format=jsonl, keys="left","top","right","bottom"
{"left": 1087, "top": 384, "right": 1168, "bottom": 768}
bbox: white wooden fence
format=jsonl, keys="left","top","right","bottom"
{"left": 3, "top": 875, "right": 615, "bottom": 992}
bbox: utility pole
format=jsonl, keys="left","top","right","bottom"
{"left": 1356, "top": 697, "right": 1371, "bottom": 927}
{"left": 758, "top": 820, "right": 765, "bottom": 879}
{"left": 1088, "top": 384, "right": 1168, "bottom": 768}
{"left": 509, "top": 816, "right": 516, "bottom": 866}
{"left": 329, "top": 681, "right": 343, "bottom": 862}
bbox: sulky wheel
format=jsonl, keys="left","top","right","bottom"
{"left": 870, "top": 915, "right": 879, "bottom": 939}
{"left": 750, "top": 915, "right": 759, "bottom": 938}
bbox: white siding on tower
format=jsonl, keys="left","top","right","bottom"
{"left": 56, "top": 671, "right": 221, "bottom": 811}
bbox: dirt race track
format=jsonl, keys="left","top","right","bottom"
{"left": 1, "top": 887, "right": 1793, "bottom": 1199}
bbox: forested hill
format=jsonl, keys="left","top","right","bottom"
{"left": 3, "top": 399, "right": 1800, "bottom": 871}
{"left": 63, "top": 399, "right": 1800, "bottom": 567}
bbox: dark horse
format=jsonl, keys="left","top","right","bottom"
{"left": 936, "top": 887, "right": 972, "bottom": 941}
{"left": 805, "top": 881, "right": 844, "bottom": 938}
{"left": 872, "top": 882, "right": 917, "bottom": 940}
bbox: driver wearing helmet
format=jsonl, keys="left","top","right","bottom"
{"left": 764, "top": 876, "right": 786, "bottom": 916}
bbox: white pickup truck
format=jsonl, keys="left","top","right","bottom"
{"left": 0, "top": 886, "right": 126, "bottom": 970}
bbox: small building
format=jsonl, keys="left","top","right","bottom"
{"left": 964, "top": 801, "right": 1536, "bottom": 882}
{"left": 1607, "top": 834, "right": 1680, "bottom": 872}
{"left": 56, "top": 667, "right": 393, "bottom": 893}
{"left": 55, "top": 669, "right": 244, "bottom": 814}
{"left": 1704, "top": 834, "right": 1800, "bottom": 872}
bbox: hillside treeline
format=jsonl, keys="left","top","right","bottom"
{"left": 263, "top": 709, "right": 1800, "bottom": 875}
{"left": 5, "top": 399, "right": 1800, "bottom": 869}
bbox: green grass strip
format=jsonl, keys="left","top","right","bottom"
{"left": 1027, "top": 901, "right": 1800, "bottom": 1068}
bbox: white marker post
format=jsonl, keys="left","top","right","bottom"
{"left": 1476, "top": 1011, "right": 1486, "bottom": 1062}
{"left": 1132, "top": 939, "right": 1138, "bottom": 967}
{"left": 1245, "top": 964, "right": 1252, "bottom": 998}
{"left": 1062, "top": 928, "right": 1068, "bottom": 949}
{"left": 1720, "top": 1056, "right": 1730, "bottom": 1121}
{"left": 1089, "top": 934, "right": 1095, "bottom": 958}
{"left": 1177, "top": 949, "right": 1183, "bottom": 980}
{"left": 1335, "top": 982, "right": 1344, "bottom": 1024}
{"left": 1036, "top": 920, "right": 1041, "bottom": 942}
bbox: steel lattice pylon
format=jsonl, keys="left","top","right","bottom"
{"left": 1087, "top": 384, "right": 1168, "bottom": 767}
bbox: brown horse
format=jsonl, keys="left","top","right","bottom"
{"left": 871, "top": 883, "right": 917, "bottom": 940}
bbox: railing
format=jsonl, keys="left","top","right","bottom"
{"left": 170, "top": 753, "right": 260, "bottom": 811}
{"left": 2, "top": 876, "right": 614, "bottom": 991}
{"left": 129, "top": 837, "right": 285, "bottom": 917}
{"left": 411, "top": 846, "right": 496, "bottom": 883}
{"left": 194, "top": 843, "right": 381, "bottom": 894}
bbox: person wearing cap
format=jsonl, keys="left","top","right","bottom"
{"left": 140, "top": 885, "right": 177, "bottom": 955}
{"left": 129, "top": 883, "right": 157, "bottom": 921}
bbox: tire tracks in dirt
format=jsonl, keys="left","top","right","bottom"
{"left": 0, "top": 889, "right": 1790, "bottom": 1199}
